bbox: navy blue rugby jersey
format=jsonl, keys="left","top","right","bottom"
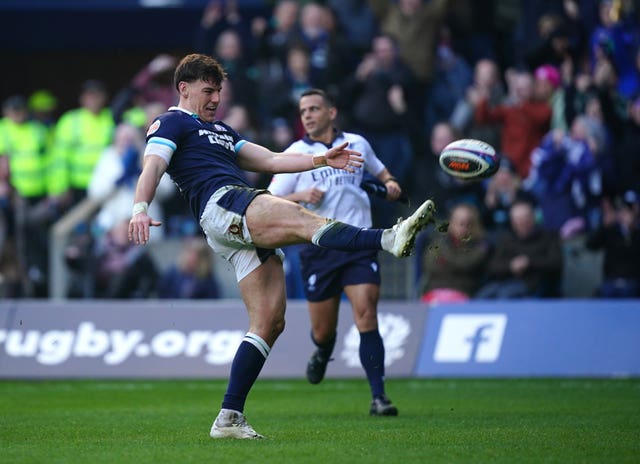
{"left": 144, "top": 107, "right": 250, "bottom": 221}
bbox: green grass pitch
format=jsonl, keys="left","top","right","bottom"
{"left": 1, "top": 378, "right": 638, "bottom": 463}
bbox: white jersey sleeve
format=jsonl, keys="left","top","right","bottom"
{"left": 269, "top": 132, "right": 386, "bottom": 228}
{"left": 267, "top": 171, "right": 300, "bottom": 197}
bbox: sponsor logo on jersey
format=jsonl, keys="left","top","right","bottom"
{"left": 147, "top": 120, "right": 161, "bottom": 136}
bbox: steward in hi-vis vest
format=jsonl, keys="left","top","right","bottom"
{"left": 50, "top": 80, "right": 115, "bottom": 204}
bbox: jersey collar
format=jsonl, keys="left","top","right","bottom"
{"left": 169, "top": 106, "right": 199, "bottom": 119}
{"left": 301, "top": 128, "right": 344, "bottom": 149}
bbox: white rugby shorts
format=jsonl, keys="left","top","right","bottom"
{"left": 199, "top": 185, "right": 284, "bottom": 281}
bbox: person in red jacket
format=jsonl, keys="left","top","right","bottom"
{"left": 472, "top": 69, "right": 552, "bottom": 179}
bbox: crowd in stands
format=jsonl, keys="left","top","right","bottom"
{"left": 0, "top": 0, "right": 639, "bottom": 300}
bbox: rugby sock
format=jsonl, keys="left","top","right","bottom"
{"left": 312, "top": 220, "right": 383, "bottom": 250}
{"left": 359, "top": 329, "right": 386, "bottom": 398}
{"left": 312, "top": 331, "right": 336, "bottom": 360}
{"left": 221, "top": 332, "right": 270, "bottom": 413}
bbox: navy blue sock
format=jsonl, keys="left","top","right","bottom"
{"left": 221, "top": 333, "right": 270, "bottom": 413}
{"left": 312, "top": 221, "right": 383, "bottom": 251}
{"left": 359, "top": 329, "right": 386, "bottom": 398}
{"left": 312, "top": 332, "right": 336, "bottom": 360}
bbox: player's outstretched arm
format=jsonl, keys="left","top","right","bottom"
{"left": 128, "top": 155, "right": 166, "bottom": 245}
{"left": 237, "top": 141, "right": 363, "bottom": 174}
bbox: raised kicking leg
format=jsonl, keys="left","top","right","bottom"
{"left": 245, "top": 194, "right": 436, "bottom": 257}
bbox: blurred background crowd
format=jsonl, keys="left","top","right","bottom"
{"left": 0, "top": 0, "right": 639, "bottom": 301}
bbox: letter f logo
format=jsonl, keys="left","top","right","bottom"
{"left": 434, "top": 314, "right": 507, "bottom": 363}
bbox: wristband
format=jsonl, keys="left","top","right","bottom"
{"left": 384, "top": 177, "right": 398, "bottom": 183}
{"left": 312, "top": 154, "right": 328, "bottom": 168}
{"left": 132, "top": 201, "right": 149, "bottom": 216}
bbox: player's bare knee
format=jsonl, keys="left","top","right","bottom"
{"left": 313, "top": 327, "right": 336, "bottom": 343}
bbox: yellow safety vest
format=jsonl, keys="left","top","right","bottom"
{"left": 0, "top": 118, "right": 50, "bottom": 197}
{"left": 50, "top": 107, "right": 114, "bottom": 194}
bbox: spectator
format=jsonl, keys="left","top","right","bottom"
{"left": 93, "top": 218, "right": 159, "bottom": 299}
{"left": 450, "top": 57, "right": 505, "bottom": 150}
{"left": 523, "top": 12, "right": 580, "bottom": 73}
{"left": 341, "top": 34, "right": 419, "bottom": 198}
{"left": 0, "top": 146, "right": 15, "bottom": 297}
{"left": 423, "top": 26, "right": 473, "bottom": 136}
{"left": 327, "top": 0, "right": 378, "bottom": 60}
{"left": 586, "top": 190, "right": 640, "bottom": 298}
{"left": 534, "top": 63, "right": 567, "bottom": 131}
{"left": 612, "top": 94, "right": 640, "bottom": 194}
{"left": 0, "top": 95, "right": 60, "bottom": 297}
{"left": 195, "top": 0, "right": 254, "bottom": 62}
{"left": 293, "top": 2, "right": 352, "bottom": 92}
{"left": 421, "top": 121, "right": 485, "bottom": 213}
{"left": 211, "top": 28, "right": 259, "bottom": 108}
{"left": 367, "top": 0, "right": 451, "bottom": 134}
{"left": 476, "top": 198, "right": 563, "bottom": 299}
{"left": 260, "top": 42, "right": 316, "bottom": 134}
{"left": 473, "top": 69, "right": 552, "bottom": 179}
{"left": 110, "top": 54, "right": 178, "bottom": 125}
{"left": 28, "top": 89, "right": 58, "bottom": 128}
{"left": 444, "top": 0, "right": 496, "bottom": 65}
{"left": 524, "top": 116, "right": 607, "bottom": 236}
{"left": 49, "top": 79, "right": 115, "bottom": 206}
{"left": 367, "top": 0, "right": 451, "bottom": 86}
{"left": 157, "top": 237, "right": 220, "bottom": 299}
{"left": 251, "top": 0, "right": 301, "bottom": 82}
{"left": 482, "top": 158, "right": 524, "bottom": 239}
{"left": 420, "top": 203, "right": 491, "bottom": 303}
{"left": 87, "top": 122, "right": 174, "bottom": 241}
{"left": 222, "top": 104, "right": 263, "bottom": 187}
{"left": 588, "top": 0, "right": 640, "bottom": 99}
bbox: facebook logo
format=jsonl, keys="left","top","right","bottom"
{"left": 433, "top": 314, "right": 507, "bottom": 363}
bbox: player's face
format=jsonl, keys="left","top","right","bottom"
{"left": 181, "top": 79, "right": 221, "bottom": 122}
{"left": 299, "top": 94, "right": 335, "bottom": 139}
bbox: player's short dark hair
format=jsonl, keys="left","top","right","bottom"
{"left": 174, "top": 53, "right": 227, "bottom": 91}
{"left": 300, "top": 88, "right": 335, "bottom": 108}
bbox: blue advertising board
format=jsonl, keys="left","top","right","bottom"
{"left": 417, "top": 300, "right": 640, "bottom": 377}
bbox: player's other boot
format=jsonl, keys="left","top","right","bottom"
{"left": 210, "top": 409, "right": 264, "bottom": 439}
{"left": 370, "top": 395, "right": 399, "bottom": 416}
{"left": 306, "top": 349, "right": 332, "bottom": 384}
{"left": 387, "top": 199, "right": 436, "bottom": 257}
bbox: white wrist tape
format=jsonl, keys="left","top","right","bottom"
{"left": 132, "top": 201, "right": 149, "bottom": 216}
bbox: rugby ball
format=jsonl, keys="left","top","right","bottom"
{"left": 439, "top": 139, "right": 499, "bottom": 180}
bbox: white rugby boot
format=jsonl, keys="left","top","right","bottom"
{"left": 210, "top": 409, "right": 264, "bottom": 439}
{"left": 385, "top": 199, "right": 436, "bottom": 258}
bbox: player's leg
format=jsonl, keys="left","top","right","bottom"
{"left": 306, "top": 296, "right": 340, "bottom": 384}
{"left": 345, "top": 283, "right": 398, "bottom": 416}
{"left": 245, "top": 193, "right": 436, "bottom": 257}
{"left": 210, "top": 255, "right": 286, "bottom": 439}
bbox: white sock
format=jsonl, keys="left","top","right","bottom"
{"left": 380, "top": 228, "right": 396, "bottom": 252}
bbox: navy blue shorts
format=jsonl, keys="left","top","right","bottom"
{"left": 298, "top": 245, "right": 381, "bottom": 302}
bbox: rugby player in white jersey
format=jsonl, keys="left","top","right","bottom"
{"left": 128, "top": 54, "right": 435, "bottom": 439}
{"left": 269, "top": 88, "right": 403, "bottom": 416}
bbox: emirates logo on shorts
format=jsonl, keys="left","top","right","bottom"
{"left": 228, "top": 224, "right": 242, "bottom": 236}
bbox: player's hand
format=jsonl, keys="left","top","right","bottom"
{"left": 298, "top": 188, "right": 325, "bottom": 205}
{"left": 148, "top": 54, "right": 176, "bottom": 75}
{"left": 325, "top": 142, "right": 363, "bottom": 172}
{"left": 510, "top": 255, "right": 529, "bottom": 275}
{"left": 384, "top": 179, "right": 401, "bottom": 201}
{"left": 128, "top": 213, "right": 162, "bottom": 245}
